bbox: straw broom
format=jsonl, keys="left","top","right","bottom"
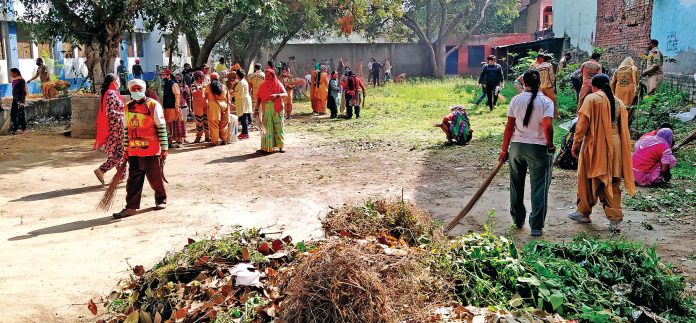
{"left": 97, "top": 160, "right": 128, "bottom": 211}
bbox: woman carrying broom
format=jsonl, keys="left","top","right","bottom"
{"left": 255, "top": 68, "right": 287, "bottom": 153}
{"left": 499, "top": 70, "right": 555, "bottom": 237}
{"left": 94, "top": 73, "right": 125, "bottom": 185}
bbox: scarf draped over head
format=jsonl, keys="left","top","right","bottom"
{"left": 257, "top": 68, "right": 285, "bottom": 112}
{"left": 617, "top": 57, "right": 635, "bottom": 71}
{"left": 94, "top": 82, "right": 124, "bottom": 149}
{"left": 636, "top": 128, "right": 674, "bottom": 150}
{"left": 315, "top": 63, "right": 320, "bottom": 70}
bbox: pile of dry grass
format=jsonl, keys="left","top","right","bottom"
{"left": 279, "top": 239, "right": 451, "bottom": 323}
{"left": 322, "top": 198, "right": 441, "bottom": 245}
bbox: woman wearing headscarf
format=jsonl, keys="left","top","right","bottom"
{"left": 315, "top": 65, "right": 329, "bottom": 115}
{"left": 568, "top": 74, "right": 635, "bottom": 232}
{"left": 205, "top": 72, "right": 230, "bottom": 145}
{"left": 94, "top": 73, "right": 126, "bottom": 185}
{"left": 632, "top": 128, "right": 676, "bottom": 187}
{"left": 255, "top": 69, "right": 288, "bottom": 153}
{"left": 191, "top": 70, "right": 210, "bottom": 143}
{"left": 610, "top": 57, "right": 639, "bottom": 124}
{"left": 310, "top": 64, "right": 319, "bottom": 113}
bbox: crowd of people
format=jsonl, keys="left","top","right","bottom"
{"left": 93, "top": 55, "right": 373, "bottom": 218}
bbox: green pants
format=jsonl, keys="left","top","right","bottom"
{"left": 508, "top": 142, "right": 553, "bottom": 230}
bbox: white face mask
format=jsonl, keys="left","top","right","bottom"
{"left": 130, "top": 91, "right": 146, "bottom": 100}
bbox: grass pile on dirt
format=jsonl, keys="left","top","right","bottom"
{"left": 429, "top": 216, "right": 696, "bottom": 322}
{"left": 91, "top": 200, "right": 695, "bottom": 323}
{"left": 322, "top": 198, "right": 441, "bottom": 246}
{"left": 279, "top": 239, "right": 448, "bottom": 322}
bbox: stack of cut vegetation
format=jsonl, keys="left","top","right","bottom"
{"left": 90, "top": 199, "right": 696, "bottom": 323}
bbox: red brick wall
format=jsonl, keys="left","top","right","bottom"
{"left": 449, "top": 33, "right": 535, "bottom": 76}
{"left": 595, "top": 0, "right": 653, "bottom": 67}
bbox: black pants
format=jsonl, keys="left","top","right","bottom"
{"left": 328, "top": 95, "right": 338, "bottom": 118}
{"left": 10, "top": 101, "right": 26, "bottom": 132}
{"left": 345, "top": 94, "right": 360, "bottom": 119}
{"left": 475, "top": 85, "right": 487, "bottom": 104}
{"left": 371, "top": 73, "right": 379, "bottom": 86}
{"left": 126, "top": 156, "right": 167, "bottom": 210}
{"left": 239, "top": 113, "right": 251, "bottom": 135}
{"left": 571, "top": 77, "right": 582, "bottom": 101}
{"left": 485, "top": 82, "right": 499, "bottom": 110}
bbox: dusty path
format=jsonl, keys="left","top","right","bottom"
{"left": 1, "top": 124, "right": 694, "bottom": 322}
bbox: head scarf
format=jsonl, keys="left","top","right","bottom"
{"left": 617, "top": 57, "right": 635, "bottom": 71}
{"left": 656, "top": 128, "right": 674, "bottom": 146}
{"left": 636, "top": 128, "right": 674, "bottom": 150}
{"left": 315, "top": 63, "right": 320, "bottom": 70}
{"left": 257, "top": 68, "right": 285, "bottom": 112}
{"left": 94, "top": 81, "right": 124, "bottom": 149}
{"left": 127, "top": 79, "right": 146, "bottom": 91}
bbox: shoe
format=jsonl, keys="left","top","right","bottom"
{"left": 608, "top": 220, "right": 622, "bottom": 233}
{"left": 94, "top": 168, "right": 105, "bottom": 185}
{"left": 113, "top": 209, "right": 137, "bottom": 219}
{"left": 279, "top": 148, "right": 285, "bottom": 153}
{"left": 568, "top": 211, "right": 591, "bottom": 223}
{"left": 515, "top": 223, "right": 523, "bottom": 229}
{"left": 531, "top": 229, "right": 543, "bottom": 237}
{"left": 155, "top": 203, "right": 166, "bottom": 210}
{"left": 193, "top": 137, "right": 201, "bottom": 143}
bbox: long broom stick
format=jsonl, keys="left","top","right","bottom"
{"left": 445, "top": 160, "right": 505, "bottom": 233}
{"left": 97, "top": 160, "right": 128, "bottom": 211}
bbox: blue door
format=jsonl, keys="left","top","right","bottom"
{"left": 445, "top": 46, "right": 459, "bottom": 75}
{"left": 468, "top": 46, "right": 485, "bottom": 69}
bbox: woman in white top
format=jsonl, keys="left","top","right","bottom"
{"left": 499, "top": 70, "right": 556, "bottom": 237}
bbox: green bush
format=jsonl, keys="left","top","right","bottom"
{"left": 631, "top": 85, "right": 691, "bottom": 138}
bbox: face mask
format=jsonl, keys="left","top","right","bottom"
{"left": 130, "top": 91, "right": 146, "bottom": 100}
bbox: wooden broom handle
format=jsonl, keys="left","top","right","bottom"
{"left": 445, "top": 160, "right": 505, "bottom": 233}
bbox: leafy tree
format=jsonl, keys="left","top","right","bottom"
{"left": 142, "top": 0, "right": 277, "bottom": 67}
{"left": 346, "top": 0, "right": 518, "bottom": 78}
{"left": 16, "top": 0, "right": 140, "bottom": 88}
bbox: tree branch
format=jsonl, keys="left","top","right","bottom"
{"left": 467, "top": 0, "right": 492, "bottom": 34}
{"left": 400, "top": 14, "right": 430, "bottom": 45}
{"left": 272, "top": 24, "right": 302, "bottom": 61}
{"left": 445, "top": 45, "right": 460, "bottom": 57}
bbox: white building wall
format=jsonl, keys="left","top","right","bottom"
{"left": 552, "top": 0, "right": 597, "bottom": 53}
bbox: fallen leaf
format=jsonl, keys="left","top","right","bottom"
{"left": 124, "top": 311, "right": 139, "bottom": 323}
{"left": 139, "top": 310, "right": 153, "bottom": 323}
{"left": 258, "top": 242, "right": 271, "bottom": 255}
{"left": 241, "top": 247, "right": 250, "bottom": 261}
{"left": 282, "top": 235, "right": 293, "bottom": 244}
{"left": 339, "top": 229, "right": 353, "bottom": 237}
{"left": 187, "top": 238, "right": 196, "bottom": 245}
{"left": 154, "top": 312, "right": 162, "bottom": 323}
{"left": 272, "top": 239, "right": 284, "bottom": 252}
{"left": 194, "top": 255, "right": 210, "bottom": 266}
{"left": 133, "top": 265, "right": 145, "bottom": 276}
{"left": 87, "top": 299, "right": 98, "bottom": 315}
{"left": 171, "top": 308, "right": 187, "bottom": 321}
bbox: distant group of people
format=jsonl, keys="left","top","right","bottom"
{"left": 308, "top": 60, "right": 367, "bottom": 119}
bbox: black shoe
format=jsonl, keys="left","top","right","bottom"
{"left": 113, "top": 209, "right": 137, "bottom": 219}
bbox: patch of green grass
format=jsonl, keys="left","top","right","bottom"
{"left": 287, "top": 78, "right": 509, "bottom": 147}
{"left": 625, "top": 186, "right": 696, "bottom": 216}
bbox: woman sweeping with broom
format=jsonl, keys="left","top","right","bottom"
{"left": 94, "top": 73, "right": 125, "bottom": 185}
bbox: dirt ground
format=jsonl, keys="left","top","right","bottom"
{"left": 1, "top": 119, "right": 695, "bottom": 322}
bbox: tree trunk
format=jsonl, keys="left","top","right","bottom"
{"left": 85, "top": 34, "right": 120, "bottom": 92}
{"left": 185, "top": 31, "right": 201, "bottom": 67}
{"left": 434, "top": 40, "right": 446, "bottom": 79}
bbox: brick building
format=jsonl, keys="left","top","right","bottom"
{"left": 595, "top": 0, "right": 653, "bottom": 67}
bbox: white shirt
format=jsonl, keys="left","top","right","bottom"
{"left": 507, "top": 91, "right": 554, "bottom": 145}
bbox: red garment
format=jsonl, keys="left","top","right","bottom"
{"left": 257, "top": 69, "right": 285, "bottom": 112}
{"left": 95, "top": 83, "right": 124, "bottom": 149}
{"left": 126, "top": 100, "right": 161, "bottom": 157}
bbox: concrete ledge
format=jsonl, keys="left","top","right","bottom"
{"left": 0, "top": 97, "right": 72, "bottom": 128}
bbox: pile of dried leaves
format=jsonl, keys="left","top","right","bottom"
{"left": 322, "top": 198, "right": 441, "bottom": 246}
{"left": 91, "top": 227, "right": 299, "bottom": 322}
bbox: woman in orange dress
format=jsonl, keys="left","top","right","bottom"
{"left": 576, "top": 52, "right": 603, "bottom": 110}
